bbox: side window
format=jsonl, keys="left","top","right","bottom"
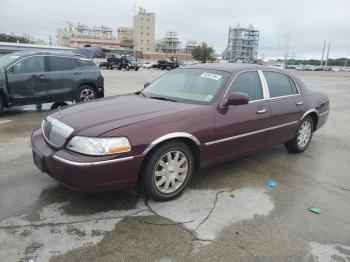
{"left": 48, "top": 56, "right": 74, "bottom": 71}
{"left": 74, "top": 58, "right": 95, "bottom": 67}
{"left": 12, "top": 56, "right": 45, "bottom": 74}
{"left": 263, "top": 71, "right": 298, "bottom": 98}
{"left": 228, "top": 71, "right": 263, "bottom": 101}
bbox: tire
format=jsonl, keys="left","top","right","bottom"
{"left": 125, "top": 65, "right": 130, "bottom": 71}
{"left": 75, "top": 85, "right": 97, "bottom": 103}
{"left": 0, "top": 96, "right": 4, "bottom": 116}
{"left": 135, "top": 67, "right": 139, "bottom": 71}
{"left": 51, "top": 102, "right": 68, "bottom": 110}
{"left": 35, "top": 104, "right": 42, "bottom": 111}
{"left": 284, "top": 115, "right": 314, "bottom": 153}
{"left": 141, "top": 141, "right": 194, "bottom": 201}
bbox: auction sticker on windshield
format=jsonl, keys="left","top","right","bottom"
{"left": 200, "top": 72, "right": 222, "bottom": 80}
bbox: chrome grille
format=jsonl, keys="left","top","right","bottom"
{"left": 42, "top": 116, "right": 74, "bottom": 148}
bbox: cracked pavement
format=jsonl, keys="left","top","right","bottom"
{"left": 0, "top": 70, "right": 350, "bottom": 261}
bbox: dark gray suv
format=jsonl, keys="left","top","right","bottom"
{"left": 0, "top": 51, "right": 104, "bottom": 115}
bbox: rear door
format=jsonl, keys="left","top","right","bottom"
{"left": 47, "top": 56, "right": 78, "bottom": 102}
{"left": 212, "top": 70, "right": 271, "bottom": 162}
{"left": 7, "top": 55, "right": 50, "bottom": 105}
{"left": 262, "top": 71, "right": 306, "bottom": 145}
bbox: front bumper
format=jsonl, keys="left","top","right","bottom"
{"left": 31, "top": 128, "right": 143, "bottom": 192}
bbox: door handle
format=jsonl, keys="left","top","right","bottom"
{"left": 296, "top": 101, "right": 304, "bottom": 106}
{"left": 74, "top": 72, "right": 82, "bottom": 75}
{"left": 257, "top": 109, "right": 267, "bottom": 114}
{"left": 37, "top": 74, "right": 46, "bottom": 78}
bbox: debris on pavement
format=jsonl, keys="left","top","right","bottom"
{"left": 308, "top": 207, "right": 321, "bottom": 214}
{"left": 266, "top": 180, "right": 278, "bottom": 188}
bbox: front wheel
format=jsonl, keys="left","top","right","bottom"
{"left": 75, "top": 85, "right": 96, "bottom": 103}
{"left": 35, "top": 104, "right": 42, "bottom": 111}
{"left": 141, "top": 141, "right": 194, "bottom": 201}
{"left": 285, "top": 116, "right": 314, "bottom": 153}
{"left": 51, "top": 102, "right": 68, "bottom": 110}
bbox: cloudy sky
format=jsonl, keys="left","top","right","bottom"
{"left": 0, "top": 0, "right": 349, "bottom": 59}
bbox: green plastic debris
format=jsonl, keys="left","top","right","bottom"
{"left": 308, "top": 207, "right": 321, "bottom": 214}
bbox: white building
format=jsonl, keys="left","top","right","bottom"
{"left": 133, "top": 7, "right": 155, "bottom": 52}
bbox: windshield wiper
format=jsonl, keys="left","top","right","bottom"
{"left": 149, "top": 96, "right": 178, "bottom": 102}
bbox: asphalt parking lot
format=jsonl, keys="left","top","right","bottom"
{"left": 0, "top": 68, "right": 350, "bottom": 262}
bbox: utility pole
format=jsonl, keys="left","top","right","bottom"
{"left": 276, "top": 35, "right": 280, "bottom": 61}
{"left": 344, "top": 46, "right": 349, "bottom": 68}
{"left": 320, "top": 40, "right": 326, "bottom": 67}
{"left": 49, "top": 35, "right": 52, "bottom": 45}
{"left": 325, "top": 41, "right": 331, "bottom": 67}
{"left": 284, "top": 34, "right": 290, "bottom": 66}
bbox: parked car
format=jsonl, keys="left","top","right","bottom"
{"left": 116, "top": 57, "right": 139, "bottom": 71}
{"left": 0, "top": 51, "right": 104, "bottom": 115}
{"left": 157, "top": 59, "right": 178, "bottom": 70}
{"left": 31, "top": 63, "right": 329, "bottom": 201}
{"left": 142, "top": 62, "right": 154, "bottom": 69}
{"left": 271, "top": 64, "right": 285, "bottom": 69}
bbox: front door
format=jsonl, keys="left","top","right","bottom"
{"left": 7, "top": 56, "right": 50, "bottom": 105}
{"left": 211, "top": 71, "right": 271, "bottom": 163}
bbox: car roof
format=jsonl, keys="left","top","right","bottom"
{"left": 182, "top": 63, "right": 288, "bottom": 74}
{"left": 9, "top": 50, "right": 84, "bottom": 58}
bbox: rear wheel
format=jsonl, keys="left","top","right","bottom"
{"left": 141, "top": 141, "right": 194, "bottom": 201}
{"left": 285, "top": 116, "right": 314, "bottom": 153}
{"left": 76, "top": 85, "right": 96, "bottom": 103}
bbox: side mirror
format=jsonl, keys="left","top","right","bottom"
{"left": 223, "top": 92, "right": 249, "bottom": 107}
{"left": 144, "top": 82, "right": 150, "bottom": 88}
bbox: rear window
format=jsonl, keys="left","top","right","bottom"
{"left": 263, "top": 71, "right": 298, "bottom": 98}
{"left": 48, "top": 56, "right": 74, "bottom": 71}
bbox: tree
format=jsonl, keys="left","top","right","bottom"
{"left": 0, "top": 33, "right": 32, "bottom": 44}
{"left": 191, "top": 42, "right": 215, "bottom": 63}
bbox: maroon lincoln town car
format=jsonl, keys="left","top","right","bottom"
{"left": 31, "top": 63, "right": 329, "bottom": 201}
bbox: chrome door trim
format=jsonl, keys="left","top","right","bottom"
{"left": 52, "top": 155, "right": 134, "bottom": 166}
{"left": 143, "top": 132, "right": 201, "bottom": 155}
{"left": 204, "top": 121, "right": 298, "bottom": 146}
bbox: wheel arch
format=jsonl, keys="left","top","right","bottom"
{"left": 137, "top": 133, "right": 201, "bottom": 185}
{"left": 78, "top": 82, "right": 97, "bottom": 92}
{"left": 300, "top": 109, "right": 319, "bottom": 131}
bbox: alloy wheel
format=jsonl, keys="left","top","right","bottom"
{"left": 80, "top": 89, "right": 95, "bottom": 102}
{"left": 297, "top": 120, "right": 312, "bottom": 148}
{"left": 153, "top": 150, "right": 189, "bottom": 194}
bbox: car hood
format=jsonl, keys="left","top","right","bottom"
{"left": 48, "top": 94, "right": 200, "bottom": 136}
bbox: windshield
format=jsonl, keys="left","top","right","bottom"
{"left": 0, "top": 53, "right": 21, "bottom": 68}
{"left": 142, "top": 69, "right": 230, "bottom": 105}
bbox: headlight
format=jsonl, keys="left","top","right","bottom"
{"left": 66, "top": 136, "right": 131, "bottom": 156}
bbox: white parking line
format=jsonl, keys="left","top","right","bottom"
{"left": 0, "top": 120, "right": 12, "bottom": 125}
